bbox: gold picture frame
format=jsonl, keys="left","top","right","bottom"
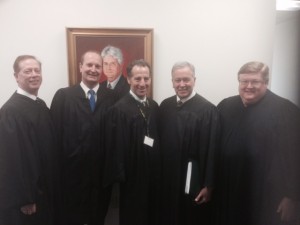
{"left": 66, "top": 27, "right": 153, "bottom": 96}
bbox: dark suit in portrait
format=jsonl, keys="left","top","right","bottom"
{"left": 100, "top": 75, "right": 130, "bottom": 101}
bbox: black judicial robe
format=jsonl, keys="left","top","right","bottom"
{"left": 215, "top": 90, "right": 300, "bottom": 225}
{"left": 0, "top": 93, "right": 59, "bottom": 225}
{"left": 50, "top": 84, "right": 115, "bottom": 224}
{"left": 104, "top": 94, "right": 160, "bottom": 225}
{"left": 159, "top": 94, "right": 220, "bottom": 225}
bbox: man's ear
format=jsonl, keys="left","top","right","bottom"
{"left": 14, "top": 72, "right": 19, "bottom": 83}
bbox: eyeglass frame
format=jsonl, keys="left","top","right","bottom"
{"left": 238, "top": 79, "right": 266, "bottom": 87}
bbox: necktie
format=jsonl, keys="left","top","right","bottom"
{"left": 107, "top": 83, "right": 112, "bottom": 89}
{"left": 142, "top": 100, "right": 148, "bottom": 108}
{"left": 177, "top": 100, "right": 183, "bottom": 107}
{"left": 88, "top": 90, "right": 96, "bottom": 112}
{"left": 139, "top": 100, "right": 149, "bottom": 119}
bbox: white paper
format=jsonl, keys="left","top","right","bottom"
{"left": 185, "top": 161, "right": 192, "bottom": 194}
{"left": 144, "top": 136, "right": 154, "bottom": 147}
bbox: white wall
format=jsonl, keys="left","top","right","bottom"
{"left": 272, "top": 10, "right": 300, "bottom": 107}
{"left": 0, "top": 0, "right": 276, "bottom": 107}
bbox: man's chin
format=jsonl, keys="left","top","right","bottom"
{"left": 177, "top": 92, "right": 189, "bottom": 99}
{"left": 243, "top": 98, "right": 258, "bottom": 106}
{"left": 105, "top": 75, "right": 117, "bottom": 82}
{"left": 30, "top": 85, "right": 41, "bottom": 90}
{"left": 137, "top": 91, "right": 147, "bottom": 97}
{"left": 88, "top": 77, "right": 99, "bottom": 82}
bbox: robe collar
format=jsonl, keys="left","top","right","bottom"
{"left": 176, "top": 90, "right": 196, "bottom": 104}
{"left": 80, "top": 81, "right": 99, "bottom": 98}
{"left": 130, "top": 90, "right": 147, "bottom": 103}
{"left": 17, "top": 87, "right": 38, "bottom": 101}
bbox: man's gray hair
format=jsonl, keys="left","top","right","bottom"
{"left": 101, "top": 45, "right": 123, "bottom": 65}
{"left": 171, "top": 61, "right": 195, "bottom": 77}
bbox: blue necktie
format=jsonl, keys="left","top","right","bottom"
{"left": 88, "top": 90, "right": 96, "bottom": 112}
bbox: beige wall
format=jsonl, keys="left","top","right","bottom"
{"left": 0, "top": 0, "right": 276, "bottom": 107}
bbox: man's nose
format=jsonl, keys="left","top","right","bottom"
{"left": 246, "top": 81, "right": 254, "bottom": 88}
{"left": 30, "top": 71, "right": 39, "bottom": 77}
{"left": 140, "top": 79, "right": 146, "bottom": 86}
{"left": 179, "top": 80, "right": 186, "bottom": 86}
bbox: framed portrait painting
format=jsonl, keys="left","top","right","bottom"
{"left": 66, "top": 27, "right": 153, "bottom": 96}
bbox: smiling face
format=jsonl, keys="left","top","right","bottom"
{"left": 80, "top": 51, "right": 102, "bottom": 89}
{"left": 127, "top": 65, "right": 151, "bottom": 99}
{"left": 172, "top": 66, "right": 195, "bottom": 99}
{"left": 14, "top": 58, "right": 42, "bottom": 96}
{"left": 238, "top": 72, "right": 268, "bottom": 106}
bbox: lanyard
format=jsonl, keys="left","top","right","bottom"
{"left": 137, "top": 100, "right": 150, "bottom": 136}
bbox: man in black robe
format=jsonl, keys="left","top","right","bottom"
{"left": 215, "top": 61, "right": 300, "bottom": 225}
{"left": 159, "top": 61, "right": 220, "bottom": 225}
{"left": 104, "top": 59, "right": 160, "bottom": 225}
{"left": 0, "top": 55, "right": 60, "bottom": 225}
{"left": 50, "top": 50, "right": 115, "bottom": 225}
{"left": 100, "top": 45, "right": 130, "bottom": 100}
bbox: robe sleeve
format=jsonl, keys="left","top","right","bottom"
{"left": 0, "top": 108, "right": 39, "bottom": 209}
{"left": 50, "top": 89, "right": 66, "bottom": 150}
{"left": 103, "top": 106, "right": 127, "bottom": 187}
{"left": 275, "top": 101, "right": 300, "bottom": 200}
{"left": 200, "top": 106, "right": 221, "bottom": 188}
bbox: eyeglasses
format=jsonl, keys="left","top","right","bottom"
{"left": 238, "top": 79, "right": 265, "bottom": 87}
{"left": 22, "top": 68, "right": 41, "bottom": 75}
{"left": 173, "top": 78, "right": 193, "bottom": 83}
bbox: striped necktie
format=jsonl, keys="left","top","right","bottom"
{"left": 177, "top": 100, "right": 183, "bottom": 107}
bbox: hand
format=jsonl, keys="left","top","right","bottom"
{"left": 194, "top": 187, "right": 212, "bottom": 205}
{"left": 20, "top": 203, "right": 37, "bottom": 215}
{"left": 277, "top": 197, "right": 295, "bottom": 222}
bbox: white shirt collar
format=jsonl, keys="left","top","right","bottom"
{"left": 107, "top": 75, "right": 121, "bottom": 89}
{"left": 130, "top": 90, "right": 147, "bottom": 103}
{"left": 80, "top": 82, "right": 99, "bottom": 97}
{"left": 17, "top": 87, "right": 38, "bottom": 101}
{"left": 176, "top": 90, "right": 196, "bottom": 103}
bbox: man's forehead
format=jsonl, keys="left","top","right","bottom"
{"left": 239, "top": 73, "right": 262, "bottom": 78}
{"left": 103, "top": 55, "right": 118, "bottom": 62}
{"left": 20, "top": 59, "right": 40, "bottom": 67}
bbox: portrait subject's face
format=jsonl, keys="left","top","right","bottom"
{"left": 238, "top": 73, "right": 268, "bottom": 107}
{"left": 15, "top": 58, "right": 42, "bottom": 96}
{"left": 103, "top": 55, "right": 122, "bottom": 82}
{"left": 127, "top": 66, "right": 151, "bottom": 99}
{"left": 172, "top": 66, "right": 195, "bottom": 99}
{"left": 80, "top": 52, "right": 102, "bottom": 88}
